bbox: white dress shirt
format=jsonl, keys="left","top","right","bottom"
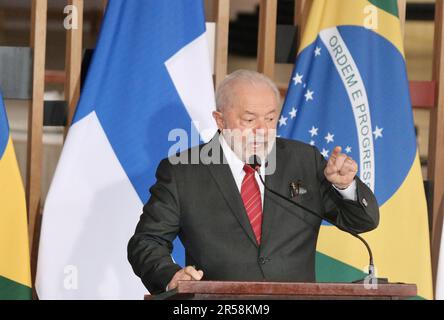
{"left": 219, "top": 134, "right": 357, "bottom": 203}
{"left": 219, "top": 134, "right": 266, "bottom": 208}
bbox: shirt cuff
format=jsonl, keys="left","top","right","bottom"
{"left": 332, "top": 180, "right": 357, "bottom": 201}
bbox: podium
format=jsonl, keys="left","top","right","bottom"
{"left": 145, "top": 281, "right": 417, "bottom": 300}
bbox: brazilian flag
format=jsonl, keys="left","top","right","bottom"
{"left": 0, "top": 92, "right": 32, "bottom": 299}
{"left": 278, "top": 0, "right": 433, "bottom": 299}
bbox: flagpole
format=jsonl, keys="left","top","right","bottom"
{"left": 64, "top": 0, "right": 84, "bottom": 137}
{"left": 257, "top": 0, "right": 277, "bottom": 79}
{"left": 397, "top": 0, "right": 406, "bottom": 39}
{"left": 214, "top": 0, "right": 229, "bottom": 88}
{"left": 430, "top": 0, "right": 444, "bottom": 298}
{"left": 27, "top": 0, "right": 47, "bottom": 297}
{"left": 295, "top": 0, "right": 312, "bottom": 47}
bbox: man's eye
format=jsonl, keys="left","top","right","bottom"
{"left": 266, "top": 118, "right": 274, "bottom": 122}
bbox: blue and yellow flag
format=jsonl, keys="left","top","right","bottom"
{"left": 0, "top": 92, "right": 31, "bottom": 299}
{"left": 278, "top": 0, "right": 433, "bottom": 299}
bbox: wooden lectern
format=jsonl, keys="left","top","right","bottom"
{"left": 145, "top": 281, "right": 417, "bottom": 300}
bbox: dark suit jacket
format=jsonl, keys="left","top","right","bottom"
{"left": 128, "top": 134, "right": 379, "bottom": 294}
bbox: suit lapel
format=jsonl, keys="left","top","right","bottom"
{"left": 205, "top": 135, "right": 259, "bottom": 248}
{"left": 261, "top": 141, "right": 316, "bottom": 246}
{"left": 261, "top": 140, "right": 286, "bottom": 247}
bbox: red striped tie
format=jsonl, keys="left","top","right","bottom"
{"left": 241, "top": 164, "right": 263, "bottom": 245}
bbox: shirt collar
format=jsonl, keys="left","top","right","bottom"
{"left": 219, "top": 133, "right": 265, "bottom": 177}
{"left": 219, "top": 133, "right": 245, "bottom": 176}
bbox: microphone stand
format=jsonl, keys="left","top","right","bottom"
{"left": 250, "top": 161, "right": 388, "bottom": 285}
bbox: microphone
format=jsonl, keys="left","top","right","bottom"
{"left": 247, "top": 155, "right": 387, "bottom": 285}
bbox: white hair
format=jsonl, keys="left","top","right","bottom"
{"left": 215, "top": 69, "right": 281, "bottom": 112}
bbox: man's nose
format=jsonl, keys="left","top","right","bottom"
{"left": 253, "top": 120, "right": 267, "bottom": 134}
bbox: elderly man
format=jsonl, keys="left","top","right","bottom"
{"left": 128, "top": 70, "right": 379, "bottom": 294}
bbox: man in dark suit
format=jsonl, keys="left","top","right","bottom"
{"left": 128, "top": 70, "right": 379, "bottom": 294}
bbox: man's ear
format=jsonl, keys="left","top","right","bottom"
{"left": 212, "top": 111, "right": 224, "bottom": 131}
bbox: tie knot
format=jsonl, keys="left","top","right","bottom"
{"left": 243, "top": 164, "right": 256, "bottom": 175}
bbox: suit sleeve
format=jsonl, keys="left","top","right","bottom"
{"left": 127, "top": 158, "right": 182, "bottom": 294}
{"left": 313, "top": 146, "right": 380, "bottom": 234}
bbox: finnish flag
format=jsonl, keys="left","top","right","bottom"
{"left": 36, "top": 0, "right": 217, "bottom": 299}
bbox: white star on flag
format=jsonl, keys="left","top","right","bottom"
{"left": 309, "top": 126, "right": 319, "bottom": 137}
{"left": 289, "top": 107, "right": 297, "bottom": 119}
{"left": 324, "top": 132, "right": 334, "bottom": 143}
{"left": 373, "top": 126, "right": 384, "bottom": 140}
{"left": 279, "top": 115, "right": 288, "bottom": 127}
{"left": 321, "top": 148, "right": 329, "bottom": 158}
{"left": 310, "top": 140, "right": 315, "bottom": 146}
{"left": 305, "top": 89, "right": 314, "bottom": 101}
{"left": 345, "top": 146, "right": 352, "bottom": 153}
{"left": 293, "top": 73, "right": 303, "bottom": 85}
{"left": 315, "top": 47, "right": 322, "bottom": 56}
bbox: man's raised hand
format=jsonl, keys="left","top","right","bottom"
{"left": 324, "top": 146, "right": 358, "bottom": 189}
